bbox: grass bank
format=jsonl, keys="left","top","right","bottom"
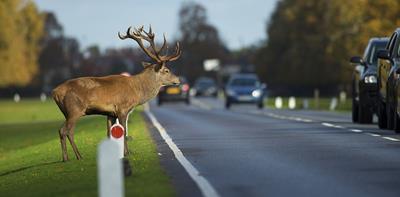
{"left": 0, "top": 99, "right": 174, "bottom": 196}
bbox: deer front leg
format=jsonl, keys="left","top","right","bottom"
{"left": 107, "top": 116, "right": 115, "bottom": 137}
{"left": 117, "top": 115, "right": 130, "bottom": 156}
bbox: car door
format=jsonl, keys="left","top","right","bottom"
{"left": 379, "top": 33, "right": 397, "bottom": 101}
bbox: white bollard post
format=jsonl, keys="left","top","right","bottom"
{"left": 339, "top": 91, "right": 347, "bottom": 103}
{"left": 13, "top": 93, "right": 20, "bottom": 103}
{"left": 330, "top": 97, "right": 338, "bottom": 111}
{"left": 303, "top": 99, "right": 309, "bottom": 109}
{"left": 288, "top": 96, "right": 296, "bottom": 110}
{"left": 275, "top": 97, "right": 283, "bottom": 109}
{"left": 109, "top": 119, "right": 125, "bottom": 159}
{"left": 97, "top": 140, "right": 124, "bottom": 197}
{"left": 40, "top": 93, "right": 47, "bottom": 102}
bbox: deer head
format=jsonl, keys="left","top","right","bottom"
{"left": 118, "top": 25, "right": 181, "bottom": 86}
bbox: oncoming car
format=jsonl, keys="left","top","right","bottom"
{"left": 224, "top": 74, "right": 265, "bottom": 109}
{"left": 158, "top": 76, "right": 190, "bottom": 105}
{"left": 350, "top": 37, "right": 389, "bottom": 124}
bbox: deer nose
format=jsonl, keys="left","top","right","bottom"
{"left": 173, "top": 78, "right": 180, "bottom": 85}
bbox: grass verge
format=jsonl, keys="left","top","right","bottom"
{"left": 265, "top": 97, "right": 351, "bottom": 111}
{"left": 0, "top": 99, "right": 175, "bottom": 197}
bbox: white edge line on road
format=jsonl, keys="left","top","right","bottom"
{"left": 382, "top": 136, "right": 400, "bottom": 142}
{"left": 350, "top": 129, "right": 363, "bottom": 133}
{"left": 144, "top": 104, "right": 220, "bottom": 197}
{"left": 366, "top": 133, "right": 381, "bottom": 137}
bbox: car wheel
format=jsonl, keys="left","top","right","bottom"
{"left": 257, "top": 101, "right": 264, "bottom": 109}
{"left": 387, "top": 101, "right": 394, "bottom": 130}
{"left": 225, "top": 100, "right": 231, "bottom": 109}
{"left": 157, "top": 98, "right": 162, "bottom": 106}
{"left": 394, "top": 102, "right": 400, "bottom": 133}
{"left": 185, "top": 97, "right": 191, "bottom": 105}
{"left": 352, "top": 97, "right": 359, "bottom": 123}
{"left": 358, "top": 105, "right": 372, "bottom": 124}
{"left": 378, "top": 100, "right": 387, "bottom": 129}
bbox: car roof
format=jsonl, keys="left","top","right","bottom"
{"left": 369, "top": 37, "right": 389, "bottom": 44}
{"left": 230, "top": 73, "right": 259, "bottom": 80}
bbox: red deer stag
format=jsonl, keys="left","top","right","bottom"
{"left": 52, "top": 25, "right": 181, "bottom": 161}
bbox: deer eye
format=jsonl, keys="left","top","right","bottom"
{"left": 165, "top": 69, "right": 169, "bottom": 73}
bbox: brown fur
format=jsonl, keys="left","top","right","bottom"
{"left": 52, "top": 64, "right": 179, "bottom": 161}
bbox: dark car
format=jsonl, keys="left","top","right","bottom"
{"left": 350, "top": 37, "right": 389, "bottom": 124}
{"left": 192, "top": 77, "right": 218, "bottom": 97}
{"left": 158, "top": 76, "right": 190, "bottom": 105}
{"left": 377, "top": 28, "right": 400, "bottom": 131}
{"left": 224, "top": 74, "right": 265, "bottom": 109}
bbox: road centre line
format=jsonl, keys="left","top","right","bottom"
{"left": 382, "top": 137, "right": 400, "bottom": 142}
{"left": 191, "top": 98, "right": 400, "bottom": 143}
{"left": 144, "top": 104, "right": 220, "bottom": 197}
{"left": 366, "top": 133, "right": 381, "bottom": 137}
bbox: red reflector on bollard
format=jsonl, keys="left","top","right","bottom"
{"left": 111, "top": 126, "right": 124, "bottom": 138}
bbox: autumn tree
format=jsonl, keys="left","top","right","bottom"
{"left": 175, "top": 1, "right": 228, "bottom": 83}
{"left": 255, "top": 0, "right": 400, "bottom": 95}
{"left": 0, "top": 0, "right": 43, "bottom": 87}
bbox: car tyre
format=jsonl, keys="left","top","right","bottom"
{"left": 394, "top": 102, "right": 400, "bottom": 133}
{"left": 378, "top": 100, "right": 387, "bottom": 129}
{"left": 225, "top": 100, "right": 231, "bottom": 109}
{"left": 387, "top": 100, "right": 395, "bottom": 130}
{"left": 358, "top": 105, "right": 373, "bottom": 124}
{"left": 257, "top": 101, "right": 264, "bottom": 109}
{"left": 157, "top": 98, "right": 162, "bottom": 106}
{"left": 352, "top": 98, "right": 359, "bottom": 123}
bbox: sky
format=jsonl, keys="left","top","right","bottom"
{"left": 33, "top": 0, "right": 278, "bottom": 51}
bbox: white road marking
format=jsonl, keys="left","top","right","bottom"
{"left": 191, "top": 98, "right": 212, "bottom": 110}
{"left": 321, "top": 122, "right": 335, "bottom": 127}
{"left": 350, "top": 129, "right": 363, "bottom": 133}
{"left": 366, "top": 133, "right": 381, "bottom": 137}
{"left": 382, "top": 137, "right": 400, "bottom": 142}
{"left": 144, "top": 104, "right": 220, "bottom": 197}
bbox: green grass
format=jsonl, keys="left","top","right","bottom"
{"left": 265, "top": 97, "right": 352, "bottom": 111}
{"left": 0, "top": 99, "right": 175, "bottom": 197}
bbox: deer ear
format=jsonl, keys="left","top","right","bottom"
{"left": 142, "top": 62, "right": 152, "bottom": 68}
{"left": 154, "top": 64, "right": 162, "bottom": 72}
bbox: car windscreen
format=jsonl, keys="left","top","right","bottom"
{"left": 196, "top": 80, "right": 215, "bottom": 87}
{"left": 367, "top": 42, "right": 388, "bottom": 65}
{"left": 230, "top": 78, "right": 259, "bottom": 87}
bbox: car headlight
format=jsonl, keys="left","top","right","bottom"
{"left": 226, "top": 89, "right": 236, "bottom": 96}
{"left": 364, "top": 75, "right": 377, "bottom": 83}
{"left": 252, "top": 89, "right": 262, "bottom": 97}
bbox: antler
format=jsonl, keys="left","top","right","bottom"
{"left": 118, "top": 25, "right": 181, "bottom": 63}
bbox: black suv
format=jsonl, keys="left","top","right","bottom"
{"left": 350, "top": 37, "right": 389, "bottom": 124}
{"left": 377, "top": 28, "right": 400, "bottom": 131}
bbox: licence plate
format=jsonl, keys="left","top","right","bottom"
{"left": 166, "top": 87, "right": 180, "bottom": 94}
{"left": 238, "top": 95, "right": 253, "bottom": 101}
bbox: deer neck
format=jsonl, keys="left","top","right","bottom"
{"left": 131, "top": 68, "right": 162, "bottom": 105}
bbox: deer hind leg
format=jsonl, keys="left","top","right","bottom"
{"left": 66, "top": 118, "right": 82, "bottom": 160}
{"left": 59, "top": 122, "right": 69, "bottom": 162}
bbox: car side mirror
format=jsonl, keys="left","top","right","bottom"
{"left": 350, "top": 56, "right": 364, "bottom": 65}
{"left": 261, "top": 83, "right": 267, "bottom": 89}
{"left": 377, "top": 50, "right": 390, "bottom": 60}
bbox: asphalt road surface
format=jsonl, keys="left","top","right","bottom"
{"left": 147, "top": 97, "right": 400, "bottom": 197}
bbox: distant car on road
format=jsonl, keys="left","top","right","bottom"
{"left": 192, "top": 77, "right": 218, "bottom": 97}
{"left": 350, "top": 37, "right": 389, "bottom": 124}
{"left": 224, "top": 74, "right": 265, "bottom": 109}
{"left": 377, "top": 28, "right": 400, "bottom": 131}
{"left": 158, "top": 76, "right": 190, "bottom": 106}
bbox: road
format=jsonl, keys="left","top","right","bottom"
{"left": 147, "top": 97, "right": 400, "bottom": 197}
